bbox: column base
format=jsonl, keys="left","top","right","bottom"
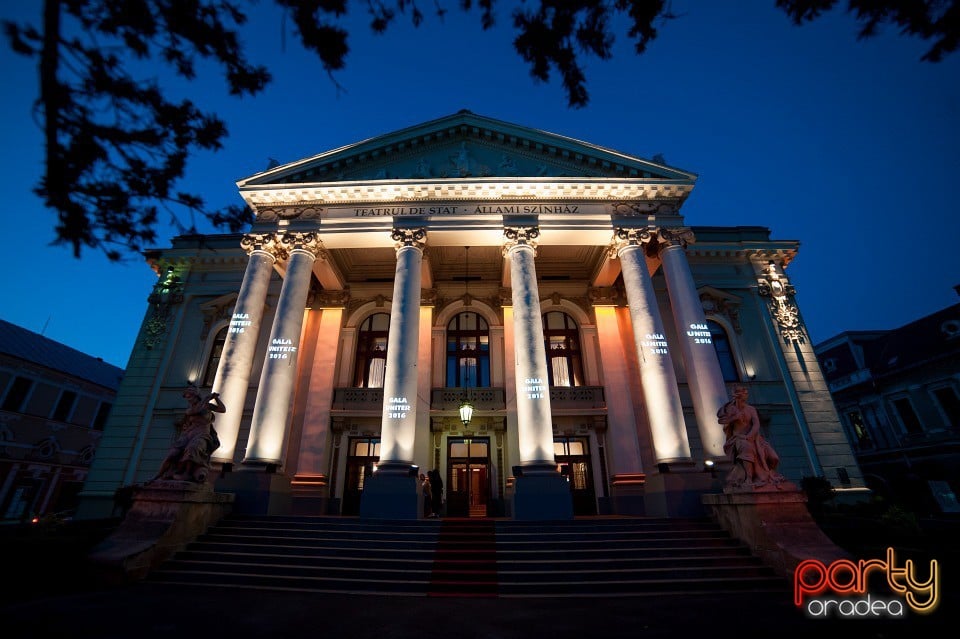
{"left": 643, "top": 467, "right": 722, "bottom": 518}
{"left": 610, "top": 473, "right": 646, "bottom": 515}
{"left": 702, "top": 489, "right": 851, "bottom": 578}
{"left": 509, "top": 471, "right": 574, "bottom": 521}
{"left": 359, "top": 468, "right": 421, "bottom": 520}
{"left": 214, "top": 468, "right": 292, "bottom": 515}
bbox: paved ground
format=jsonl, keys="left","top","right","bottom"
{"left": 4, "top": 579, "right": 958, "bottom": 639}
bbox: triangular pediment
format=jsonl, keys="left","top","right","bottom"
{"left": 238, "top": 110, "right": 696, "bottom": 186}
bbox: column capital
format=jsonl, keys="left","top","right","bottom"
{"left": 610, "top": 227, "right": 654, "bottom": 257}
{"left": 278, "top": 231, "right": 322, "bottom": 257}
{"left": 502, "top": 225, "right": 540, "bottom": 256}
{"left": 240, "top": 232, "right": 282, "bottom": 259}
{"left": 391, "top": 227, "right": 427, "bottom": 252}
{"left": 656, "top": 226, "right": 696, "bottom": 250}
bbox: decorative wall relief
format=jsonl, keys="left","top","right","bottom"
{"left": 143, "top": 265, "right": 185, "bottom": 350}
{"left": 757, "top": 261, "right": 804, "bottom": 343}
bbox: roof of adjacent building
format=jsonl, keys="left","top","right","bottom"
{"left": 816, "top": 301, "right": 960, "bottom": 382}
{"left": 0, "top": 319, "right": 124, "bottom": 391}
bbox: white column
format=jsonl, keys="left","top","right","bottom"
{"left": 502, "top": 225, "right": 572, "bottom": 520}
{"left": 243, "top": 232, "right": 320, "bottom": 466}
{"left": 360, "top": 228, "right": 426, "bottom": 520}
{"left": 211, "top": 233, "right": 279, "bottom": 463}
{"left": 657, "top": 227, "right": 728, "bottom": 459}
{"left": 614, "top": 228, "right": 692, "bottom": 465}
{"left": 377, "top": 228, "right": 426, "bottom": 471}
{"left": 503, "top": 226, "right": 555, "bottom": 471}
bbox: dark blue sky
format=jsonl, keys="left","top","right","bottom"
{"left": 1, "top": 1, "right": 958, "bottom": 368}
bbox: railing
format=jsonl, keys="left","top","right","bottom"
{"left": 332, "top": 388, "right": 383, "bottom": 411}
{"left": 331, "top": 386, "right": 605, "bottom": 411}
{"left": 431, "top": 388, "right": 506, "bottom": 411}
{"left": 550, "top": 386, "right": 606, "bottom": 409}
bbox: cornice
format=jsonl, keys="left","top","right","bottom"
{"left": 242, "top": 179, "right": 693, "bottom": 211}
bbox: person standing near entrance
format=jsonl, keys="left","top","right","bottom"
{"left": 428, "top": 468, "right": 443, "bottom": 517}
{"left": 420, "top": 473, "right": 433, "bottom": 518}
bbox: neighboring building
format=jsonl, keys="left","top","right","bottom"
{"left": 76, "top": 111, "right": 865, "bottom": 521}
{"left": 815, "top": 290, "right": 960, "bottom": 515}
{"left": 0, "top": 319, "right": 123, "bottom": 523}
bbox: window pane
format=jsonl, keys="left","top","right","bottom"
{"left": 554, "top": 442, "right": 566, "bottom": 456}
{"left": 203, "top": 327, "right": 228, "bottom": 387}
{"left": 447, "top": 313, "right": 490, "bottom": 388}
{"left": 470, "top": 442, "right": 487, "bottom": 457}
{"left": 450, "top": 442, "right": 469, "bottom": 457}
{"left": 708, "top": 321, "right": 739, "bottom": 382}
{"left": 542, "top": 312, "right": 583, "bottom": 387}
{"left": 567, "top": 441, "right": 585, "bottom": 456}
{"left": 933, "top": 387, "right": 960, "bottom": 429}
{"left": 893, "top": 398, "right": 923, "bottom": 434}
{"left": 367, "top": 359, "right": 385, "bottom": 388}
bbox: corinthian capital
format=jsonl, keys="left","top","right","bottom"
{"left": 240, "top": 232, "right": 282, "bottom": 258}
{"left": 391, "top": 228, "right": 427, "bottom": 252}
{"left": 278, "top": 231, "right": 322, "bottom": 257}
{"left": 610, "top": 227, "right": 654, "bottom": 257}
{"left": 502, "top": 226, "right": 540, "bottom": 256}
{"left": 657, "top": 227, "right": 696, "bottom": 249}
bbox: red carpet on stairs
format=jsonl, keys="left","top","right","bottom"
{"left": 428, "top": 519, "right": 498, "bottom": 597}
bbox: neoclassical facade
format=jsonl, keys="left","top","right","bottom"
{"left": 76, "top": 111, "right": 865, "bottom": 520}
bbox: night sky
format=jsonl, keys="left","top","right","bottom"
{"left": 1, "top": 1, "right": 958, "bottom": 368}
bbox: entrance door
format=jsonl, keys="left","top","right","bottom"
{"left": 446, "top": 437, "right": 490, "bottom": 518}
{"left": 341, "top": 437, "right": 379, "bottom": 516}
{"left": 555, "top": 436, "right": 597, "bottom": 516}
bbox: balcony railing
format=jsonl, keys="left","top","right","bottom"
{"left": 332, "top": 387, "right": 383, "bottom": 411}
{"left": 550, "top": 386, "right": 606, "bottom": 409}
{"left": 431, "top": 388, "right": 506, "bottom": 411}
{"left": 331, "top": 385, "right": 605, "bottom": 411}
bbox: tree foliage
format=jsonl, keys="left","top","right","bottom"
{"left": 4, "top": 0, "right": 958, "bottom": 261}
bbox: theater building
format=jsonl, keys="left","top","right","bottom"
{"left": 76, "top": 111, "right": 864, "bottom": 521}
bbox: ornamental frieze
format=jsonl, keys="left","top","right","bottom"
{"left": 255, "top": 205, "right": 323, "bottom": 222}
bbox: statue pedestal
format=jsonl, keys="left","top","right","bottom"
{"left": 701, "top": 489, "right": 851, "bottom": 578}
{"left": 88, "top": 481, "right": 234, "bottom": 583}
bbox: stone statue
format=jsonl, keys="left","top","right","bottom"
{"left": 151, "top": 384, "right": 225, "bottom": 483}
{"left": 717, "top": 385, "right": 790, "bottom": 491}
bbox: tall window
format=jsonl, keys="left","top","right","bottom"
{"left": 355, "top": 313, "right": 390, "bottom": 388}
{"left": 202, "top": 326, "right": 228, "bottom": 387}
{"left": 892, "top": 397, "right": 923, "bottom": 435}
{"left": 845, "top": 410, "right": 873, "bottom": 450}
{"left": 52, "top": 390, "right": 77, "bottom": 422}
{"left": 446, "top": 312, "right": 490, "bottom": 387}
{"left": 708, "top": 320, "right": 740, "bottom": 382}
{"left": 1, "top": 376, "right": 33, "bottom": 412}
{"left": 543, "top": 311, "right": 583, "bottom": 387}
{"left": 932, "top": 386, "right": 960, "bottom": 430}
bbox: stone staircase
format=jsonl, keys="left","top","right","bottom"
{"left": 146, "top": 515, "right": 789, "bottom": 597}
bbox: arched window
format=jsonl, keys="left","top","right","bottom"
{"left": 709, "top": 320, "right": 739, "bottom": 382}
{"left": 355, "top": 313, "right": 390, "bottom": 388}
{"left": 202, "top": 326, "right": 228, "bottom": 387}
{"left": 446, "top": 312, "right": 490, "bottom": 388}
{"left": 543, "top": 311, "right": 584, "bottom": 387}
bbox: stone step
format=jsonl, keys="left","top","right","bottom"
{"left": 147, "top": 514, "right": 789, "bottom": 598}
